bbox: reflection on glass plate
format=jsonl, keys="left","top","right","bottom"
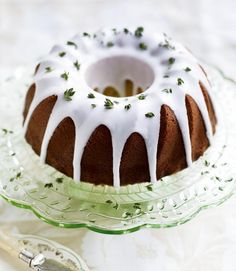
{"left": 0, "top": 66, "right": 235, "bottom": 234}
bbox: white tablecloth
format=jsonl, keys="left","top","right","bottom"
{"left": 0, "top": 0, "right": 236, "bottom": 270}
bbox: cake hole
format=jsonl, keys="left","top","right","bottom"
{"left": 85, "top": 56, "right": 155, "bottom": 97}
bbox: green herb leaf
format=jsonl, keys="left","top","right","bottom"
{"left": 74, "top": 60, "right": 80, "bottom": 70}
{"left": 139, "top": 42, "right": 147, "bottom": 50}
{"left": 159, "top": 39, "right": 175, "bottom": 50}
{"left": 112, "top": 28, "right": 117, "bottom": 34}
{"left": 145, "top": 112, "right": 155, "bottom": 118}
{"left": 67, "top": 41, "right": 78, "bottom": 49}
{"left": 104, "top": 98, "right": 114, "bottom": 109}
{"left": 123, "top": 212, "right": 132, "bottom": 219}
{"left": 16, "top": 172, "right": 22, "bottom": 179}
{"left": 64, "top": 88, "right": 75, "bottom": 101}
{"left": 201, "top": 171, "right": 209, "bottom": 175}
{"left": 163, "top": 75, "right": 169, "bottom": 78}
{"left": 124, "top": 28, "right": 129, "bottom": 34}
{"left": 168, "top": 57, "right": 175, "bottom": 65}
{"left": 2, "top": 128, "right": 13, "bottom": 134}
{"left": 204, "top": 160, "right": 210, "bottom": 167}
{"left": 2, "top": 128, "right": 8, "bottom": 134}
{"left": 106, "top": 200, "right": 113, "bottom": 204}
{"left": 113, "top": 203, "right": 119, "bottom": 209}
{"left": 148, "top": 205, "right": 154, "bottom": 211}
{"left": 177, "top": 78, "right": 184, "bottom": 85}
{"left": 83, "top": 32, "right": 90, "bottom": 37}
{"left": 45, "top": 67, "right": 52, "bottom": 73}
{"left": 124, "top": 104, "right": 131, "bottom": 110}
{"left": 225, "top": 178, "right": 233, "bottom": 182}
{"left": 60, "top": 71, "right": 69, "bottom": 81}
{"left": 133, "top": 204, "right": 141, "bottom": 210}
{"left": 56, "top": 177, "right": 63, "bottom": 184}
{"left": 59, "top": 51, "right": 66, "bottom": 57}
{"left": 91, "top": 104, "right": 97, "bottom": 108}
{"left": 138, "top": 94, "right": 146, "bottom": 100}
{"left": 44, "top": 183, "right": 53, "bottom": 188}
{"left": 162, "top": 88, "right": 172, "bottom": 94}
{"left": 107, "top": 42, "right": 114, "bottom": 47}
{"left": 146, "top": 184, "right": 153, "bottom": 191}
{"left": 184, "top": 67, "right": 191, "bottom": 72}
{"left": 88, "top": 93, "right": 95, "bottom": 98}
{"left": 215, "top": 176, "right": 221, "bottom": 181}
{"left": 135, "top": 26, "right": 144, "bottom": 38}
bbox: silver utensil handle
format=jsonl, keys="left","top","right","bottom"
{"left": 19, "top": 250, "right": 46, "bottom": 270}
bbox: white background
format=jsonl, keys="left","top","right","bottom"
{"left": 0, "top": 0, "right": 236, "bottom": 270}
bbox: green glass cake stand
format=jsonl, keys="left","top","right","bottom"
{"left": 0, "top": 65, "right": 236, "bottom": 234}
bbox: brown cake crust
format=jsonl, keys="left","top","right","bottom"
{"left": 81, "top": 125, "right": 113, "bottom": 185}
{"left": 23, "top": 79, "right": 216, "bottom": 186}
{"left": 120, "top": 132, "right": 150, "bottom": 185}
{"left": 46, "top": 117, "right": 75, "bottom": 177}
{"left": 25, "top": 92, "right": 58, "bottom": 155}
{"left": 156, "top": 104, "right": 187, "bottom": 180}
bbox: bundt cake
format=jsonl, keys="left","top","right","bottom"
{"left": 23, "top": 27, "right": 217, "bottom": 187}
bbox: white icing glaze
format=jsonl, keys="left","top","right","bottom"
{"left": 24, "top": 28, "right": 215, "bottom": 187}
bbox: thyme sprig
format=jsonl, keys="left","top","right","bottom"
{"left": 139, "top": 42, "right": 147, "bottom": 50}
{"left": 124, "top": 104, "right": 131, "bottom": 110}
{"left": 67, "top": 41, "right": 78, "bottom": 49}
{"left": 74, "top": 60, "right": 80, "bottom": 70}
{"left": 59, "top": 51, "right": 66, "bottom": 57}
{"left": 107, "top": 42, "right": 114, "bottom": 47}
{"left": 135, "top": 27, "right": 144, "bottom": 38}
{"left": 88, "top": 93, "right": 95, "bottom": 98}
{"left": 45, "top": 67, "right": 53, "bottom": 73}
{"left": 162, "top": 88, "right": 172, "bottom": 94}
{"left": 64, "top": 88, "right": 75, "bottom": 101}
{"left": 104, "top": 98, "right": 114, "bottom": 109}
{"left": 184, "top": 67, "right": 191, "bottom": 72}
{"left": 168, "top": 57, "right": 175, "bottom": 65}
{"left": 177, "top": 78, "right": 184, "bottom": 85}
{"left": 138, "top": 94, "right": 146, "bottom": 100}
{"left": 61, "top": 71, "right": 69, "bottom": 81}
{"left": 145, "top": 112, "right": 155, "bottom": 118}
